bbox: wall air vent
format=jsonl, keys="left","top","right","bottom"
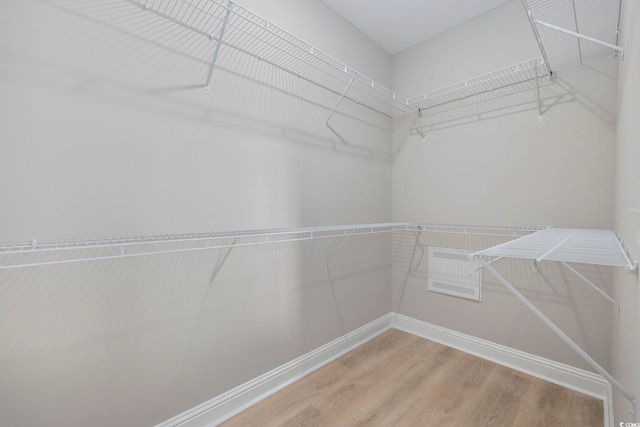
{"left": 427, "top": 247, "right": 482, "bottom": 301}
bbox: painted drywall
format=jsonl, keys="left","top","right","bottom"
{"left": 392, "top": 0, "right": 616, "bottom": 228}
{"left": 0, "top": 1, "right": 392, "bottom": 426}
{"left": 612, "top": 0, "right": 640, "bottom": 423}
{"left": 392, "top": 0, "right": 616, "bottom": 372}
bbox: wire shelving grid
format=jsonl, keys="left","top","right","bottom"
{"left": 407, "top": 57, "right": 549, "bottom": 111}
{"left": 0, "top": 224, "right": 405, "bottom": 270}
{"left": 126, "top": 0, "right": 415, "bottom": 118}
{"left": 0, "top": 224, "right": 544, "bottom": 270}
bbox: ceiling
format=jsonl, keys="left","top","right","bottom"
{"left": 320, "top": 0, "right": 512, "bottom": 54}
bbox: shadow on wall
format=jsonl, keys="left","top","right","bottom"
{"left": 0, "top": 230, "right": 392, "bottom": 427}
{"left": 0, "top": 0, "right": 392, "bottom": 162}
{"left": 391, "top": 229, "right": 615, "bottom": 373}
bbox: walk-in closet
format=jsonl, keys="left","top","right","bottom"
{"left": 1, "top": 0, "right": 639, "bottom": 426}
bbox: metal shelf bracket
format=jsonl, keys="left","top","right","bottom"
{"left": 478, "top": 257, "right": 636, "bottom": 410}
{"left": 325, "top": 76, "right": 355, "bottom": 145}
{"left": 208, "top": 237, "right": 237, "bottom": 290}
{"left": 560, "top": 261, "right": 620, "bottom": 311}
{"left": 533, "top": 19, "right": 624, "bottom": 59}
{"left": 204, "top": 0, "right": 233, "bottom": 94}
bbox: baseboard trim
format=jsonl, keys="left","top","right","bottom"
{"left": 156, "top": 313, "right": 393, "bottom": 427}
{"left": 391, "top": 313, "right": 613, "bottom": 427}
{"left": 157, "top": 312, "right": 612, "bottom": 427}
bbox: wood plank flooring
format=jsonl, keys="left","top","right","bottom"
{"left": 220, "top": 329, "right": 603, "bottom": 427}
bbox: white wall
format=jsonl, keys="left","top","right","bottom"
{"left": 0, "top": 1, "right": 392, "bottom": 425}
{"left": 612, "top": 0, "right": 640, "bottom": 422}
{"left": 392, "top": 0, "right": 616, "bottom": 228}
{"left": 392, "top": 0, "right": 617, "bottom": 371}
{"left": 0, "top": 0, "right": 629, "bottom": 425}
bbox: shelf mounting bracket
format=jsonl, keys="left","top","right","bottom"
{"left": 560, "top": 261, "right": 620, "bottom": 311}
{"left": 533, "top": 19, "right": 624, "bottom": 59}
{"left": 535, "top": 63, "right": 543, "bottom": 121}
{"left": 325, "top": 229, "right": 356, "bottom": 332}
{"left": 204, "top": 1, "right": 234, "bottom": 94}
{"left": 478, "top": 257, "right": 636, "bottom": 411}
{"left": 412, "top": 110, "right": 425, "bottom": 138}
{"left": 325, "top": 75, "right": 355, "bottom": 145}
{"left": 395, "top": 227, "right": 424, "bottom": 312}
{"left": 208, "top": 237, "right": 237, "bottom": 290}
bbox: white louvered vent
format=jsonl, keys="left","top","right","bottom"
{"left": 428, "top": 247, "right": 482, "bottom": 301}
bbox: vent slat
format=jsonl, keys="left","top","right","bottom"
{"left": 428, "top": 247, "right": 482, "bottom": 301}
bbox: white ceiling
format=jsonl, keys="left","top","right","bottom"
{"left": 320, "top": 0, "right": 512, "bottom": 54}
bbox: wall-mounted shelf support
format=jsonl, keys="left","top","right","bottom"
{"left": 473, "top": 227, "right": 638, "bottom": 419}
{"left": 521, "top": 0, "right": 553, "bottom": 74}
{"left": 560, "top": 261, "right": 620, "bottom": 311}
{"left": 478, "top": 258, "right": 636, "bottom": 417}
{"left": 204, "top": 0, "right": 233, "bottom": 93}
{"left": 535, "top": 62, "right": 543, "bottom": 121}
{"left": 208, "top": 237, "right": 237, "bottom": 290}
{"left": 325, "top": 76, "right": 354, "bottom": 145}
{"left": 394, "top": 228, "right": 423, "bottom": 312}
{"left": 412, "top": 111, "right": 425, "bottom": 138}
{"left": 412, "top": 230, "right": 428, "bottom": 269}
{"left": 325, "top": 229, "right": 356, "bottom": 332}
{"left": 533, "top": 19, "right": 624, "bottom": 59}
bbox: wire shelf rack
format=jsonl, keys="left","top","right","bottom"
{"left": 524, "top": 0, "right": 623, "bottom": 68}
{"left": 407, "top": 57, "right": 549, "bottom": 111}
{"left": 0, "top": 224, "right": 408, "bottom": 270}
{"left": 126, "top": 0, "right": 415, "bottom": 118}
{"left": 473, "top": 228, "right": 637, "bottom": 271}
{"left": 0, "top": 223, "right": 545, "bottom": 270}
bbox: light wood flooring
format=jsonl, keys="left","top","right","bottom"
{"left": 220, "top": 329, "right": 603, "bottom": 427}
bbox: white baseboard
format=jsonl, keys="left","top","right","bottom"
{"left": 156, "top": 313, "right": 393, "bottom": 427}
{"left": 391, "top": 313, "right": 613, "bottom": 427}
{"left": 156, "top": 312, "right": 612, "bottom": 427}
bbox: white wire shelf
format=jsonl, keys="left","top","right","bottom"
{"left": 474, "top": 225, "right": 637, "bottom": 412}
{"left": 473, "top": 227, "right": 638, "bottom": 272}
{"left": 126, "top": 0, "right": 414, "bottom": 117}
{"left": 523, "top": 0, "right": 623, "bottom": 69}
{"left": 0, "top": 223, "right": 409, "bottom": 270}
{"left": 406, "top": 223, "right": 544, "bottom": 238}
{"left": 521, "top": 0, "right": 623, "bottom": 121}
{"left": 0, "top": 223, "right": 544, "bottom": 270}
{"left": 407, "top": 57, "right": 549, "bottom": 111}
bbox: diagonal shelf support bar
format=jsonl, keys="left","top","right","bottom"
{"left": 520, "top": 0, "right": 553, "bottom": 74}
{"left": 204, "top": 1, "right": 233, "bottom": 94}
{"left": 325, "top": 76, "right": 354, "bottom": 145}
{"left": 478, "top": 257, "right": 636, "bottom": 408}
{"left": 560, "top": 261, "right": 619, "bottom": 310}
{"left": 535, "top": 229, "right": 578, "bottom": 263}
{"left": 325, "top": 229, "right": 356, "bottom": 332}
{"left": 535, "top": 62, "right": 542, "bottom": 121}
{"left": 412, "top": 111, "right": 425, "bottom": 138}
{"left": 208, "top": 237, "right": 237, "bottom": 290}
{"left": 533, "top": 19, "right": 624, "bottom": 57}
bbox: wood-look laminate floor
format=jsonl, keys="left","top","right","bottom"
{"left": 220, "top": 329, "right": 603, "bottom": 427}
